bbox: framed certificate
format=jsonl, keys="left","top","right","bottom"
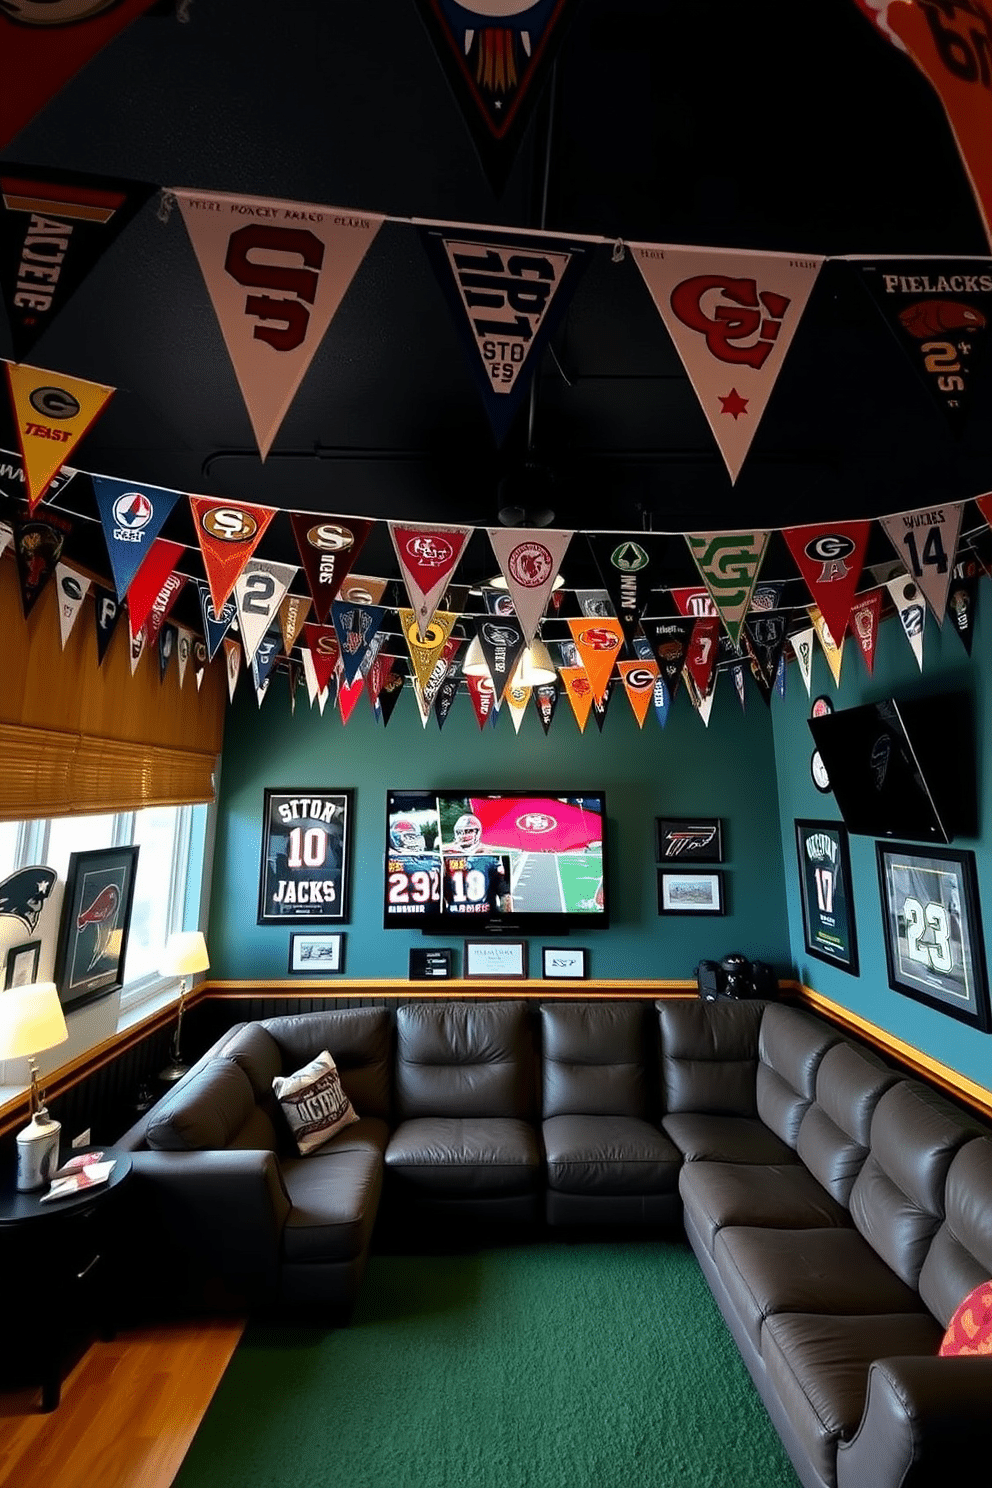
{"left": 464, "top": 940, "right": 528, "bottom": 979}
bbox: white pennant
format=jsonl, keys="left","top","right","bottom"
{"left": 175, "top": 625, "right": 194, "bottom": 689}
{"left": 54, "top": 563, "right": 90, "bottom": 650}
{"left": 484, "top": 527, "right": 573, "bottom": 642}
{"left": 880, "top": 503, "right": 963, "bottom": 625}
{"left": 129, "top": 623, "right": 146, "bottom": 676}
{"left": 789, "top": 626, "right": 815, "bottom": 696}
{"left": 886, "top": 574, "right": 926, "bottom": 671}
{"left": 234, "top": 558, "right": 297, "bottom": 665}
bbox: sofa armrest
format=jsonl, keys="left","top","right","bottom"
{"left": 129, "top": 1149, "right": 293, "bottom": 1292}
{"left": 837, "top": 1354, "right": 992, "bottom": 1488}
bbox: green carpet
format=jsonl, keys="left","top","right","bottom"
{"left": 175, "top": 1240, "right": 801, "bottom": 1488}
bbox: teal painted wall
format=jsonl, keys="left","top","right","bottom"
{"left": 209, "top": 672, "right": 789, "bottom": 982}
{"left": 771, "top": 607, "right": 990, "bottom": 1092}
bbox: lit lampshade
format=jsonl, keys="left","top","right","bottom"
{"left": 510, "top": 639, "right": 557, "bottom": 687}
{"left": 462, "top": 637, "right": 489, "bottom": 676}
{"left": 487, "top": 572, "right": 565, "bottom": 593}
{"left": 0, "top": 981, "right": 69, "bottom": 1191}
{"left": 158, "top": 931, "right": 209, "bottom": 1085}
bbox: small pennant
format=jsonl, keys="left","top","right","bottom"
{"left": 54, "top": 562, "right": 89, "bottom": 648}
{"left": 175, "top": 625, "right": 194, "bottom": 689}
{"left": 126, "top": 538, "right": 185, "bottom": 641}
{"left": 474, "top": 613, "right": 526, "bottom": 699}
{"left": 532, "top": 679, "right": 559, "bottom": 734}
{"left": 559, "top": 665, "right": 594, "bottom": 733}
{"left": 223, "top": 637, "right": 241, "bottom": 700}
{"left": 618, "top": 659, "right": 659, "bottom": 727}
{"left": 13, "top": 506, "right": 71, "bottom": 618}
{"left": 886, "top": 574, "right": 926, "bottom": 671}
{"left": 466, "top": 670, "right": 497, "bottom": 730}
{"left": 93, "top": 583, "right": 122, "bottom": 666}
{"left": 278, "top": 591, "right": 311, "bottom": 655}
{"left": 302, "top": 622, "right": 341, "bottom": 695}
{"left": 789, "top": 625, "right": 815, "bottom": 695}
{"left": 128, "top": 621, "right": 146, "bottom": 676}
{"left": 743, "top": 612, "right": 788, "bottom": 706}
{"left": 234, "top": 558, "right": 296, "bottom": 666}
{"left": 849, "top": 590, "right": 882, "bottom": 676}
{"left": 158, "top": 622, "right": 178, "bottom": 683}
{"left": 809, "top": 606, "right": 844, "bottom": 689}
{"left": 683, "top": 616, "right": 721, "bottom": 700}
{"left": 946, "top": 557, "right": 980, "bottom": 655}
{"left": 640, "top": 618, "right": 691, "bottom": 698}
{"left": 389, "top": 522, "right": 470, "bottom": 641}
{"left": 331, "top": 598, "right": 385, "bottom": 686}
{"left": 195, "top": 580, "right": 239, "bottom": 663}
{"left": 567, "top": 616, "right": 624, "bottom": 703}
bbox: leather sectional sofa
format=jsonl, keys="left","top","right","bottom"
{"left": 117, "top": 995, "right": 992, "bottom": 1488}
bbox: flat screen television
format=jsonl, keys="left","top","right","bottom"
{"left": 384, "top": 790, "right": 609, "bottom": 934}
{"left": 807, "top": 693, "right": 975, "bottom": 843}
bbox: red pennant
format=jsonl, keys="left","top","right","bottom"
{"left": 465, "top": 670, "right": 497, "bottom": 730}
{"left": 126, "top": 539, "right": 185, "bottom": 641}
{"left": 302, "top": 623, "right": 341, "bottom": 694}
{"left": 188, "top": 497, "right": 276, "bottom": 617}
{"left": 849, "top": 590, "right": 882, "bottom": 677}
{"left": 338, "top": 674, "right": 365, "bottom": 725}
{"left": 684, "top": 617, "right": 720, "bottom": 699}
{"left": 388, "top": 522, "right": 471, "bottom": 640}
{"left": 784, "top": 521, "right": 872, "bottom": 647}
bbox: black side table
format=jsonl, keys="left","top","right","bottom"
{"left": 0, "top": 1149, "right": 133, "bottom": 1410}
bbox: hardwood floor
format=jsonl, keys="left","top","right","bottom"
{"left": 0, "top": 1318, "right": 244, "bottom": 1488}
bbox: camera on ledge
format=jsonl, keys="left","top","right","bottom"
{"left": 695, "top": 952, "right": 778, "bottom": 1002}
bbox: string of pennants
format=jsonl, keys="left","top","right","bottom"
{"left": 1, "top": 421, "right": 989, "bottom": 734}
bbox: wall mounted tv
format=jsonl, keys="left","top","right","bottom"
{"left": 384, "top": 791, "right": 608, "bottom": 934}
{"left": 807, "top": 693, "right": 975, "bottom": 844}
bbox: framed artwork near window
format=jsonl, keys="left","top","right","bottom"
{"left": 53, "top": 846, "right": 140, "bottom": 1010}
{"left": 876, "top": 842, "right": 991, "bottom": 1032}
{"left": 795, "top": 820, "right": 859, "bottom": 976}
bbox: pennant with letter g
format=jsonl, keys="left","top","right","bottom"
{"left": 6, "top": 361, "right": 113, "bottom": 513}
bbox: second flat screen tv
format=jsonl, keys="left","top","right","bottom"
{"left": 384, "top": 790, "right": 608, "bottom": 934}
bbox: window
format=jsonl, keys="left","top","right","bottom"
{"left": 0, "top": 803, "right": 208, "bottom": 1012}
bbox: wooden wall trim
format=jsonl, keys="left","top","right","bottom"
{"left": 204, "top": 977, "right": 699, "bottom": 999}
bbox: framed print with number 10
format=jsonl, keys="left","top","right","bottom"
{"left": 258, "top": 789, "right": 352, "bottom": 924}
{"left": 795, "top": 820, "right": 858, "bottom": 976}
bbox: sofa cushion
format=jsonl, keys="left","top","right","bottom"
{"left": 761, "top": 1311, "right": 943, "bottom": 1488}
{"left": 541, "top": 1001, "right": 653, "bottom": 1118}
{"left": 262, "top": 1007, "right": 393, "bottom": 1121}
{"left": 657, "top": 998, "right": 764, "bottom": 1115}
{"left": 680, "top": 1161, "right": 851, "bottom": 1252}
{"left": 796, "top": 1042, "right": 899, "bottom": 1206}
{"left": 663, "top": 1112, "right": 798, "bottom": 1165}
{"left": 146, "top": 1059, "right": 257, "bottom": 1151}
{"left": 919, "top": 1137, "right": 992, "bottom": 1327}
{"left": 217, "top": 1022, "right": 283, "bottom": 1099}
{"left": 280, "top": 1146, "right": 383, "bottom": 1264}
{"left": 755, "top": 1004, "right": 841, "bottom": 1150}
{"left": 385, "top": 1116, "right": 541, "bottom": 1195}
{"left": 542, "top": 1114, "right": 681, "bottom": 1195}
{"left": 714, "top": 1225, "right": 927, "bottom": 1353}
{"left": 272, "top": 1050, "right": 359, "bottom": 1155}
{"left": 394, "top": 1001, "right": 536, "bottom": 1120}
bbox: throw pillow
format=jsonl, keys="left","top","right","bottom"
{"left": 272, "top": 1049, "right": 359, "bottom": 1155}
{"left": 939, "top": 1280, "right": 992, "bottom": 1356}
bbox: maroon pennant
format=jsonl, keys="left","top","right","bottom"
{"left": 290, "top": 513, "right": 374, "bottom": 625}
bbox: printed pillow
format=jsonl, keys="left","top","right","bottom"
{"left": 939, "top": 1280, "right": 992, "bottom": 1356}
{"left": 272, "top": 1049, "right": 359, "bottom": 1155}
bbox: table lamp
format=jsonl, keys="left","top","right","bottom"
{"left": 158, "top": 930, "right": 209, "bottom": 1084}
{"left": 0, "top": 980, "right": 69, "bottom": 1191}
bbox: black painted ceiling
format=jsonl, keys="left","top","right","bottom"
{"left": 2, "top": 0, "right": 992, "bottom": 612}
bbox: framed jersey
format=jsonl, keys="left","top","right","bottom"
{"left": 876, "top": 842, "right": 990, "bottom": 1031}
{"left": 795, "top": 820, "right": 858, "bottom": 976}
{"left": 257, "top": 789, "right": 352, "bottom": 924}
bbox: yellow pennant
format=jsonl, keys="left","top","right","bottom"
{"left": 398, "top": 608, "right": 457, "bottom": 693}
{"left": 5, "top": 362, "right": 114, "bottom": 513}
{"left": 808, "top": 605, "right": 844, "bottom": 689}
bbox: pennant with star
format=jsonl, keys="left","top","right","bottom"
{"left": 629, "top": 244, "right": 823, "bottom": 482}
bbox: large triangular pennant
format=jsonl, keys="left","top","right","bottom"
{"left": 331, "top": 598, "right": 386, "bottom": 686}
{"left": 886, "top": 573, "right": 926, "bottom": 671}
{"left": 618, "top": 659, "right": 659, "bottom": 727}
{"left": 126, "top": 538, "right": 185, "bottom": 641}
{"left": 302, "top": 622, "right": 341, "bottom": 695}
{"left": 93, "top": 583, "right": 122, "bottom": 666}
{"left": 639, "top": 618, "right": 691, "bottom": 699}
{"left": 0, "top": 2, "right": 157, "bottom": 150}
{"left": 849, "top": 590, "right": 882, "bottom": 676}
{"left": 6, "top": 362, "right": 113, "bottom": 512}
{"left": 685, "top": 531, "right": 770, "bottom": 645}
{"left": 629, "top": 244, "right": 823, "bottom": 482}
{"left": 0, "top": 163, "right": 155, "bottom": 360}
{"left": 188, "top": 496, "right": 276, "bottom": 618}
{"left": 559, "top": 666, "right": 593, "bottom": 733}
{"left": 196, "top": 580, "right": 239, "bottom": 663}
{"left": 566, "top": 616, "right": 624, "bottom": 703}
{"left": 849, "top": 257, "right": 992, "bottom": 431}
{"left": 13, "top": 506, "right": 71, "bottom": 619}
{"left": 946, "top": 554, "right": 981, "bottom": 655}
{"left": 172, "top": 190, "right": 384, "bottom": 460}
{"left": 854, "top": 3, "right": 992, "bottom": 255}
{"left": 288, "top": 514, "right": 374, "bottom": 625}
{"left": 809, "top": 606, "right": 844, "bottom": 690}
{"left": 234, "top": 558, "right": 296, "bottom": 667}
{"left": 485, "top": 527, "right": 572, "bottom": 642}
{"left": 466, "top": 670, "right": 497, "bottom": 730}
{"left": 783, "top": 520, "right": 872, "bottom": 646}
{"left": 89, "top": 474, "right": 184, "bottom": 601}
{"left": 586, "top": 533, "right": 669, "bottom": 646}
{"left": 743, "top": 612, "right": 788, "bottom": 706}
{"left": 389, "top": 522, "right": 471, "bottom": 640}
{"left": 54, "top": 563, "right": 89, "bottom": 650}
{"left": 474, "top": 613, "right": 526, "bottom": 699}
{"left": 0, "top": 446, "right": 75, "bottom": 510}
{"left": 419, "top": 225, "right": 591, "bottom": 444}
{"left": 413, "top": 1, "right": 577, "bottom": 194}
{"left": 880, "top": 502, "right": 964, "bottom": 623}
{"left": 532, "top": 679, "right": 559, "bottom": 734}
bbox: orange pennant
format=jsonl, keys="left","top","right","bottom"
{"left": 618, "top": 659, "right": 659, "bottom": 727}
{"left": 567, "top": 617, "right": 624, "bottom": 704}
{"left": 188, "top": 496, "right": 276, "bottom": 617}
{"left": 5, "top": 361, "right": 113, "bottom": 513}
{"left": 559, "top": 665, "right": 594, "bottom": 732}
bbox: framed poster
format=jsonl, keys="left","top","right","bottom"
{"left": 53, "top": 846, "right": 139, "bottom": 1010}
{"left": 876, "top": 843, "right": 991, "bottom": 1032}
{"left": 4, "top": 939, "right": 40, "bottom": 989}
{"left": 795, "top": 820, "right": 859, "bottom": 976}
{"left": 655, "top": 818, "right": 723, "bottom": 863}
{"left": 288, "top": 932, "right": 344, "bottom": 975}
{"left": 542, "top": 946, "right": 587, "bottom": 979}
{"left": 658, "top": 869, "right": 724, "bottom": 914}
{"left": 464, "top": 940, "right": 528, "bottom": 979}
{"left": 258, "top": 789, "right": 352, "bottom": 924}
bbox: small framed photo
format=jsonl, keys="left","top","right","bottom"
{"left": 54, "top": 845, "right": 140, "bottom": 1010}
{"left": 288, "top": 932, "right": 344, "bottom": 975}
{"left": 5, "top": 939, "right": 40, "bottom": 990}
{"left": 655, "top": 818, "right": 723, "bottom": 863}
{"left": 658, "top": 869, "right": 725, "bottom": 915}
{"left": 464, "top": 940, "right": 528, "bottom": 979}
{"left": 876, "top": 843, "right": 991, "bottom": 1031}
{"left": 409, "top": 947, "right": 453, "bottom": 981}
{"left": 795, "top": 820, "right": 859, "bottom": 976}
{"left": 542, "top": 946, "right": 587, "bottom": 980}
